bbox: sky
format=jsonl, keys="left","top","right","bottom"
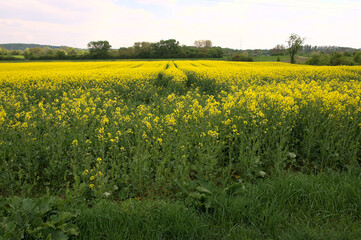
{"left": 0, "top": 0, "right": 360, "bottom": 49}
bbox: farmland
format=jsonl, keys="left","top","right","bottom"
{"left": 1, "top": 61, "right": 361, "bottom": 239}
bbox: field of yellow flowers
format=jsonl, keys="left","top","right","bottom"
{"left": 0, "top": 61, "right": 360, "bottom": 198}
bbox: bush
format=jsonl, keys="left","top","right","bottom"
{"left": 231, "top": 53, "right": 253, "bottom": 62}
{"left": 330, "top": 52, "right": 354, "bottom": 66}
{"left": 305, "top": 52, "right": 330, "bottom": 66}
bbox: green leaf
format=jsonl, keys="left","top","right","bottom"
{"left": 22, "top": 199, "right": 36, "bottom": 213}
{"left": 196, "top": 186, "right": 212, "bottom": 195}
{"left": 49, "top": 229, "right": 67, "bottom": 240}
{"left": 189, "top": 192, "right": 206, "bottom": 200}
{"left": 225, "top": 183, "right": 246, "bottom": 195}
{"left": 38, "top": 197, "right": 51, "bottom": 215}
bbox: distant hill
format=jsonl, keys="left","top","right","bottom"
{"left": 0, "top": 43, "right": 61, "bottom": 51}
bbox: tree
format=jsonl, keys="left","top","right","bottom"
{"left": 133, "top": 42, "right": 152, "bottom": 58}
{"left": 287, "top": 33, "right": 305, "bottom": 64}
{"left": 151, "top": 39, "right": 180, "bottom": 58}
{"left": 55, "top": 49, "right": 67, "bottom": 59}
{"left": 270, "top": 44, "right": 286, "bottom": 56}
{"left": 194, "top": 40, "right": 212, "bottom": 48}
{"left": 87, "top": 40, "right": 112, "bottom": 59}
{"left": 208, "top": 47, "right": 223, "bottom": 58}
{"left": 354, "top": 51, "right": 361, "bottom": 64}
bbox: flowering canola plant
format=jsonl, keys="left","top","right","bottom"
{"left": 0, "top": 60, "right": 360, "bottom": 197}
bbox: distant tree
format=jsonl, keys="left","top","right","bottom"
{"left": 55, "top": 49, "right": 67, "bottom": 59}
{"left": 62, "top": 47, "right": 77, "bottom": 57}
{"left": 270, "top": 44, "right": 286, "bottom": 56}
{"left": 287, "top": 33, "right": 305, "bottom": 64}
{"left": 354, "top": 51, "right": 361, "bottom": 64}
{"left": 133, "top": 42, "right": 152, "bottom": 58}
{"left": 117, "top": 47, "right": 134, "bottom": 59}
{"left": 208, "top": 47, "right": 223, "bottom": 58}
{"left": 24, "top": 47, "right": 45, "bottom": 59}
{"left": 87, "top": 40, "right": 112, "bottom": 59}
{"left": 0, "top": 47, "right": 9, "bottom": 55}
{"left": 44, "top": 47, "right": 55, "bottom": 58}
{"left": 194, "top": 40, "right": 212, "bottom": 48}
{"left": 151, "top": 39, "right": 180, "bottom": 58}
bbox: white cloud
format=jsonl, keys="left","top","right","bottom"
{"left": 0, "top": 0, "right": 360, "bottom": 49}
{"left": 137, "top": 0, "right": 178, "bottom": 6}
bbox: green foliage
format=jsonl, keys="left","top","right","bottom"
{"left": 230, "top": 53, "right": 253, "bottom": 61}
{"left": 87, "top": 40, "right": 112, "bottom": 59}
{"left": 306, "top": 52, "right": 358, "bottom": 66}
{"left": 73, "top": 170, "right": 361, "bottom": 239}
{"left": 207, "top": 47, "right": 223, "bottom": 58}
{"left": 330, "top": 52, "right": 354, "bottom": 66}
{"left": 305, "top": 52, "right": 331, "bottom": 65}
{"left": 354, "top": 51, "right": 361, "bottom": 64}
{"left": 150, "top": 39, "right": 180, "bottom": 58}
{"left": 0, "top": 196, "right": 79, "bottom": 240}
{"left": 287, "top": 33, "right": 305, "bottom": 64}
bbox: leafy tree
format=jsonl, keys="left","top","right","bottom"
{"left": 354, "top": 51, "right": 361, "bottom": 64}
{"left": 287, "top": 33, "right": 305, "bottom": 64}
{"left": 0, "top": 47, "right": 9, "bottom": 55}
{"left": 133, "top": 42, "right": 152, "bottom": 58}
{"left": 24, "top": 47, "right": 45, "bottom": 59}
{"left": 87, "top": 40, "right": 112, "bottom": 59}
{"left": 208, "top": 47, "right": 223, "bottom": 58}
{"left": 55, "top": 49, "right": 67, "bottom": 59}
{"left": 44, "top": 47, "right": 55, "bottom": 58}
{"left": 151, "top": 39, "right": 180, "bottom": 58}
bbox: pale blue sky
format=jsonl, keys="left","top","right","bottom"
{"left": 0, "top": 0, "right": 360, "bottom": 49}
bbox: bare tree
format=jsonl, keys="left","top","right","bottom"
{"left": 194, "top": 40, "right": 213, "bottom": 48}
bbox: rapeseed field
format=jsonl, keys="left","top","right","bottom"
{"left": 1, "top": 61, "right": 361, "bottom": 239}
{"left": 0, "top": 61, "right": 360, "bottom": 197}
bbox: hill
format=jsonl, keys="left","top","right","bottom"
{"left": 0, "top": 43, "right": 61, "bottom": 51}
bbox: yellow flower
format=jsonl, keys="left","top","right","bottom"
{"left": 89, "top": 184, "right": 95, "bottom": 189}
{"left": 96, "top": 157, "right": 102, "bottom": 164}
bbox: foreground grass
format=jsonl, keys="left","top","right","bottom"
{"left": 74, "top": 170, "right": 361, "bottom": 239}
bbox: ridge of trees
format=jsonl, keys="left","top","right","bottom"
{"left": 0, "top": 39, "right": 225, "bottom": 60}
{"left": 1, "top": 37, "right": 360, "bottom": 63}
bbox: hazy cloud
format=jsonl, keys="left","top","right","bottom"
{"left": 0, "top": 0, "right": 360, "bottom": 49}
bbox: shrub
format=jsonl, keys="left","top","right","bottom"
{"left": 231, "top": 53, "right": 253, "bottom": 62}
{"left": 330, "top": 52, "right": 353, "bottom": 66}
{"left": 305, "top": 52, "right": 330, "bottom": 66}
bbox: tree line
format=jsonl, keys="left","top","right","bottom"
{"left": 0, "top": 39, "right": 225, "bottom": 60}
{"left": 1, "top": 34, "right": 360, "bottom": 64}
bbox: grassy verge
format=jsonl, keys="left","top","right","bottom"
{"left": 73, "top": 169, "right": 361, "bottom": 239}
{"left": 3, "top": 170, "right": 359, "bottom": 239}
